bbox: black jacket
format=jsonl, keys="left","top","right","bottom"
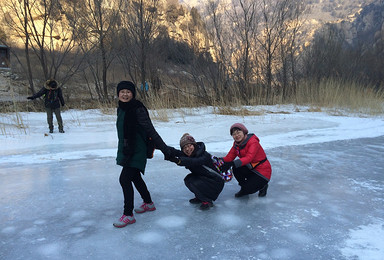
{"left": 173, "top": 142, "right": 223, "bottom": 183}
{"left": 30, "top": 85, "right": 65, "bottom": 109}
{"left": 172, "top": 142, "right": 224, "bottom": 201}
{"left": 136, "top": 106, "right": 168, "bottom": 154}
{"left": 116, "top": 99, "right": 169, "bottom": 169}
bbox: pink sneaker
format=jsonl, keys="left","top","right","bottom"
{"left": 134, "top": 202, "right": 156, "bottom": 214}
{"left": 199, "top": 201, "right": 213, "bottom": 210}
{"left": 113, "top": 214, "right": 136, "bottom": 228}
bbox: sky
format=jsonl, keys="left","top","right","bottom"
{"left": 1, "top": 105, "right": 384, "bottom": 259}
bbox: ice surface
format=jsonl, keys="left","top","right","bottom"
{"left": 1, "top": 106, "right": 384, "bottom": 259}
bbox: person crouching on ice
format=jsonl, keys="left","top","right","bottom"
{"left": 220, "top": 123, "right": 272, "bottom": 198}
{"left": 167, "top": 133, "right": 225, "bottom": 210}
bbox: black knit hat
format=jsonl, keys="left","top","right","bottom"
{"left": 117, "top": 81, "right": 136, "bottom": 97}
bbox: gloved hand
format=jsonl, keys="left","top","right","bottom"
{"left": 162, "top": 147, "right": 174, "bottom": 161}
{"left": 168, "top": 156, "right": 181, "bottom": 165}
{"left": 220, "top": 161, "right": 234, "bottom": 172}
{"left": 27, "top": 96, "right": 34, "bottom": 100}
{"left": 216, "top": 157, "right": 224, "bottom": 162}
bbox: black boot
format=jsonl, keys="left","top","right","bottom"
{"left": 189, "top": 198, "right": 202, "bottom": 204}
{"left": 258, "top": 184, "right": 268, "bottom": 197}
{"left": 235, "top": 189, "right": 248, "bottom": 198}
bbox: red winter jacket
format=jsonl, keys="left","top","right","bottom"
{"left": 223, "top": 134, "right": 271, "bottom": 180}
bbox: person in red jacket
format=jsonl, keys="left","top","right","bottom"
{"left": 220, "top": 123, "right": 271, "bottom": 198}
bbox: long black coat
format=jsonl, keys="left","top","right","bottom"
{"left": 173, "top": 142, "right": 224, "bottom": 201}
{"left": 116, "top": 100, "right": 168, "bottom": 172}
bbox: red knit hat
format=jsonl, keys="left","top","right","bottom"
{"left": 230, "top": 123, "right": 248, "bottom": 135}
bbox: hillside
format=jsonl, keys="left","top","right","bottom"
{"left": 180, "top": 0, "right": 372, "bottom": 23}
{"left": 1, "top": 0, "right": 383, "bottom": 105}
{"left": 179, "top": 0, "right": 376, "bottom": 44}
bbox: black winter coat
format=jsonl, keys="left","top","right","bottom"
{"left": 172, "top": 142, "right": 225, "bottom": 201}
{"left": 30, "top": 85, "right": 65, "bottom": 109}
{"left": 174, "top": 142, "right": 222, "bottom": 181}
{"left": 116, "top": 99, "right": 168, "bottom": 171}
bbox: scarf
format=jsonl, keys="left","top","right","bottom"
{"left": 118, "top": 99, "right": 146, "bottom": 156}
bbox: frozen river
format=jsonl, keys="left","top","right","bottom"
{"left": 1, "top": 135, "right": 383, "bottom": 260}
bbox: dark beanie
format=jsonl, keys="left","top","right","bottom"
{"left": 179, "top": 133, "right": 197, "bottom": 149}
{"left": 117, "top": 81, "right": 136, "bottom": 97}
{"left": 230, "top": 123, "right": 248, "bottom": 135}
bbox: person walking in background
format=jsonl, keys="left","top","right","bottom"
{"left": 27, "top": 79, "right": 65, "bottom": 133}
{"left": 220, "top": 123, "right": 271, "bottom": 198}
{"left": 113, "top": 81, "right": 171, "bottom": 228}
{"left": 167, "top": 133, "right": 225, "bottom": 210}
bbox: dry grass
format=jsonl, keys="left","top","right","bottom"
{"left": 139, "top": 78, "right": 384, "bottom": 117}
{"left": 0, "top": 110, "right": 28, "bottom": 136}
{"left": 214, "top": 106, "right": 265, "bottom": 116}
{"left": 1, "top": 78, "right": 383, "bottom": 123}
{"left": 0, "top": 92, "right": 33, "bottom": 135}
{"left": 293, "top": 78, "right": 384, "bottom": 115}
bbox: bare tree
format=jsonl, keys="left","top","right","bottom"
{"left": 1, "top": 0, "right": 36, "bottom": 92}
{"left": 302, "top": 24, "right": 345, "bottom": 82}
{"left": 228, "top": 0, "right": 258, "bottom": 100}
{"left": 205, "top": 0, "right": 230, "bottom": 93}
{"left": 119, "top": 0, "right": 161, "bottom": 99}
{"left": 277, "top": 0, "right": 306, "bottom": 101}
{"left": 2, "top": 0, "right": 86, "bottom": 94}
{"left": 0, "top": 26, "right": 6, "bottom": 43}
{"left": 204, "top": 0, "right": 241, "bottom": 100}
{"left": 66, "top": 0, "right": 121, "bottom": 101}
{"left": 203, "top": 0, "right": 227, "bottom": 98}
{"left": 256, "top": 0, "right": 294, "bottom": 104}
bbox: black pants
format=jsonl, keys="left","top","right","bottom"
{"left": 119, "top": 167, "right": 152, "bottom": 216}
{"left": 233, "top": 166, "right": 268, "bottom": 195}
{"left": 184, "top": 174, "right": 224, "bottom": 203}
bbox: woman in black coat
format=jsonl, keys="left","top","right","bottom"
{"left": 113, "top": 81, "right": 171, "bottom": 228}
{"left": 168, "top": 133, "right": 225, "bottom": 210}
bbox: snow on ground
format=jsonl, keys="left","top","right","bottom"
{"left": 1, "top": 105, "right": 384, "bottom": 259}
{"left": 1, "top": 106, "right": 383, "bottom": 165}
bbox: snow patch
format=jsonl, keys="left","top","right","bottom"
{"left": 1, "top": 226, "right": 16, "bottom": 234}
{"left": 270, "top": 248, "right": 295, "bottom": 259}
{"left": 341, "top": 222, "right": 384, "bottom": 260}
{"left": 136, "top": 232, "right": 163, "bottom": 244}
{"left": 216, "top": 213, "right": 242, "bottom": 227}
{"left": 287, "top": 231, "right": 312, "bottom": 244}
{"left": 69, "top": 210, "right": 88, "bottom": 220}
{"left": 21, "top": 227, "right": 38, "bottom": 235}
{"left": 79, "top": 220, "right": 95, "bottom": 226}
{"left": 33, "top": 219, "right": 46, "bottom": 225}
{"left": 156, "top": 215, "right": 187, "bottom": 228}
{"left": 68, "top": 227, "right": 86, "bottom": 234}
{"left": 37, "top": 242, "right": 65, "bottom": 257}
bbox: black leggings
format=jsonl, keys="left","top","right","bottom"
{"left": 119, "top": 167, "right": 152, "bottom": 216}
{"left": 233, "top": 166, "right": 268, "bottom": 195}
